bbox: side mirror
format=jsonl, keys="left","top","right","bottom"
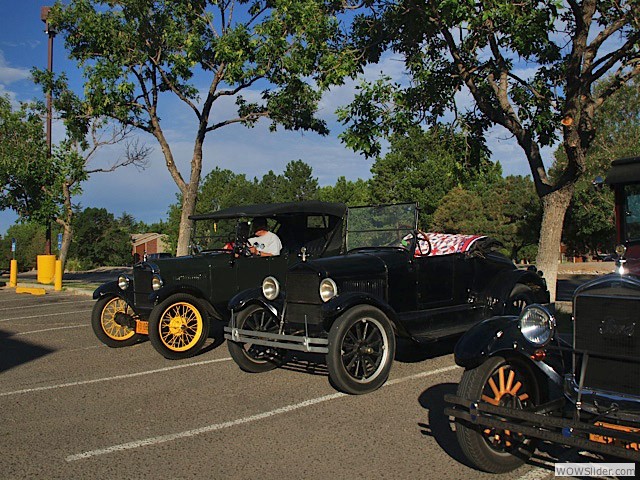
{"left": 592, "top": 176, "right": 604, "bottom": 191}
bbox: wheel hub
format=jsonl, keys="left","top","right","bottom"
{"left": 168, "top": 316, "right": 186, "bottom": 336}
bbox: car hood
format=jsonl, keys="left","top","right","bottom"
{"left": 290, "top": 248, "right": 408, "bottom": 279}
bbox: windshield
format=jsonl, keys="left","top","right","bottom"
{"left": 624, "top": 184, "right": 640, "bottom": 242}
{"left": 191, "top": 218, "right": 238, "bottom": 253}
{"left": 346, "top": 203, "right": 418, "bottom": 251}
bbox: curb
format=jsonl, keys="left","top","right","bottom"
{"left": 3, "top": 281, "right": 95, "bottom": 297}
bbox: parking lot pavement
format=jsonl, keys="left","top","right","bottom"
{"left": 0, "top": 288, "right": 589, "bottom": 479}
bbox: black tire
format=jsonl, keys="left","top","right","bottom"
{"left": 505, "top": 284, "right": 536, "bottom": 315}
{"left": 227, "top": 304, "right": 285, "bottom": 373}
{"left": 148, "top": 294, "right": 210, "bottom": 360}
{"left": 456, "top": 356, "right": 540, "bottom": 473}
{"left": 326, "top": 305, "right": 396, "bottom": 395}
{"left": 91, "top": 295, "right": 143, "bottom": 348}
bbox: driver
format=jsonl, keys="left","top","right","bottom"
{"left": 247, "top": 217, "right": 282, "bottom": 257}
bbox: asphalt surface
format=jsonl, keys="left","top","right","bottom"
{"left": 0, "top": 287, "right": 617, "bottom": 479}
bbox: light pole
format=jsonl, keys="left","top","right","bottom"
{"left": 41, "top": 6, "right": 56, "bottom": 255}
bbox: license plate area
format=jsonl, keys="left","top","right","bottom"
{"left": 136, "top": 320, "right": 149, "bottom": 335}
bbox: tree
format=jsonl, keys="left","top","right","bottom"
{"left": 47, "top": 0, "right": 358, "bottom": 256}
{"left": 0, "top": 97, "right": 53, "bottom": 223}
{"left": 340, "top": 1, "right": 640, "bottom": 300}
{"left": 0, "top": 223, "right": 48, "bottom": 271}
{"left": 69, "top": 207, "right": 132, "bottom": 269}
{"left": 557, "top": 76, "right": 640, "bottom": 255}
{"left": 367, "top": 126, "right": 501, "bottom": 226}
{"left": 318, "top": 176, "right": 371, "bottom": 205}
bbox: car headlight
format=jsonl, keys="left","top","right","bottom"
{"left": 519, "top": 304, "right": 555, "bottom": 346}
{"left": 152, "top": 274, "right": 163, "bottom": 291}
{"left": 118, "top": 275, "right": 130, "bottom": 290}
{"left": 262, "top": 276, "right": 280, "bottom": 300}
{"left": 319, "top": 278, "right": 338, "bottom": 302}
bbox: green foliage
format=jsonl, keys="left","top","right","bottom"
{"left": 0, "top": 97, "right": 55, "bottom": 223}
{"left": 554, "top": 77, "right": 640, "bottom": 255}
{"left": 317, "top": 177, "right": 371, "bottom": 206}
{"left": 368, "top": 126, "right": 502, "bottom": 226}
{"left": 432, "top": 175, "right": 541, "bottom": 262}
{"left": 68, "top": 207, "right": 133, "bottom": 268}
{"left": 0, "top": 223, "right": 47, "bottom": 270}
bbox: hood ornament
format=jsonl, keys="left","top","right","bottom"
{"left": 300, "top": 247, "right": 307, "bottom": 262}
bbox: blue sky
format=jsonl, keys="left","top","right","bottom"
{"left": 0, "top": 1, "right": 547, "bottom": 236}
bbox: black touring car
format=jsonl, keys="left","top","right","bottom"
{"left": 91, "top": 201, "right": 346, "bottom": 359}
{"left": 224, "top": 203, "right": 549, "bottom": 394}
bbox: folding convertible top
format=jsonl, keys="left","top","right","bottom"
{"left": 606, "top": 156, "right": 640, "bottom": 185}
{"left": 189, "top": 201, "right": 347, "bottom": 221}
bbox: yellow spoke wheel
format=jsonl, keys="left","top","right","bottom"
{"left": 101, "top": 297, "right": 136, "bottom": 341}
{"left": 158, "top": 302, "right": 204, "bottom": 352}
{"left": 91, "top": 295, "right": 143, "bottom": 348}
{"left": 148, "top": 294, "right": 210, "bottom": 360}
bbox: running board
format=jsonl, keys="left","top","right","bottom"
{"left": 224, "top": 326, "right": 329, "bottom": 354}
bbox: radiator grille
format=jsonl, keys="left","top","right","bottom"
{"left": 340, "top": 279, "right": 385, "bottom": 299}
{"left": 574, "top": 294, "right": 640, "bottom": 395}
{"left": 133, "top": 269, "right": 154, "bottom": 308}
{"left": 285, "top": 272, "right": 321, "bottom": 304}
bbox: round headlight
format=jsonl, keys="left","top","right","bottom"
{"left": 519, "top": 304, "right": 555, "bottom": 346}
{"left": 319, "top": 278, "right": 338, "bottom": 303}
{"left": 118, "top": 275, "right": 130, "bottom": 290}
{"left": 262, "top": 276, "right": 280, "bottom": 300}
{"left": 152, "top": 275, "right": 163, "bottom": 291}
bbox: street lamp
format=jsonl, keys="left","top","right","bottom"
{"left": 41, "top": 6, "right": 56, "bottom": 255}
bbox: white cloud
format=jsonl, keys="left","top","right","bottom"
{"left": 0, "top": 50, "right": 31, "bottom": 84}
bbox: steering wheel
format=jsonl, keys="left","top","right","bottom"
{"left": 415, "top": 232, "right": 432, "bottom": 256}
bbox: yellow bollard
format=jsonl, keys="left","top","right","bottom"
{"left": 37, "top": 255, "right": 56, "bottom": 284}
{"left": 54, "top": 259, "right": 63, "bottom": 291}
{"left": 9, "top": 259, "right": 18, "bottom": 287}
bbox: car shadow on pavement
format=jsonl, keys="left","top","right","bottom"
{"left": 418, "top": 383, "right": 569, "bottom": 474}
{"left": 0, "top": 329, "right": 55, "bottom": 374}
{"left": 196, "top": 319, "right": 227, "bottom": 356}
{"left": 395, "top": 336, "right": 460, "bottom": 363}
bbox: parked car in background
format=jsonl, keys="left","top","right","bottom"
{"left": 225, "top": 203, "right": 549, "bottom": 394}
{"left": 445, "top": 156, "right": 640, "bottom": 472}
{"left": 91, "top": 201, "right": 346, "bottom": 359}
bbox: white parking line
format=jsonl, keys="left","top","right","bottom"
{"left": 0, "top": 357, "right": 233, "bottom": 397}
{"left": 0, "top": 299, "right": 94, "bottom": 311}
{"left": 0, "top": 309, "right": 92, "bottom": 322}
{"left": 65, "top": 364, "right": 460, "bottom": 461}
{"left": 13, "top": 324, "right": 88, "bottom": 336}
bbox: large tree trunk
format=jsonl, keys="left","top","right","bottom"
{"left": 176, "top": 185, "right": 198, "bottom": 256}
{"left": 535, "top": 184, "right": 575, "bottom": 302}
{"left": 56, "top": 182, "right": 74, "bottom": 271}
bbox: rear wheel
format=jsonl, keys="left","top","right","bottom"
{"left": 148, "top": 294, "right": 210, "bottom": 360}
{"left": 456, "top": 356, "right": 540, "bottom": 473}
{"left": 227, "top": 304, "right": 285, "bottom": 373}
{"left": 326, "top": 305, "right": 395, "bottom": 395}
{"left": 91, "top": 295, "right": 143, "bottom": 348}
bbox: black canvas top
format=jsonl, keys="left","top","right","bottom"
{"left": 189, "top": 201, "right": 347, "bottom": 221}
{"left": 606, "top": 156, "right": 640, "bottom": 185}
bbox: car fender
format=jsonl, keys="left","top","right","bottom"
{"left": 228, "top": 287, "right": 283, "bottom": 318}
{"left": 484, "top": 269, "right": 549, "bottom": 314}
{"left": 454, "top": 315, "right": 563, "bottom": 386}
{"left": 320, "top": 292, "right": 409, "bottom": 336}
{"left": 93, "top": 281, "right": 132, "bottom": 303}
{"left": 150, "top": 285, "right": 221, "bottom": 319}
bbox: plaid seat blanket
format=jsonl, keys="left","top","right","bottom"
{"left": 414, "top": 232, "right": 486, "bottom": 257}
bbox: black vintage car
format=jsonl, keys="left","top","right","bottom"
{"left": 91, "top": 201, "right": 346, "bottom": 359}
{"left": 445, "top": 157, "right": 640, "bottom": 472}
{"left": 224, "top": 203, "right": 549, "bottom": 394}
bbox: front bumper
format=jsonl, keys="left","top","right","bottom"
{"left": 445, "top": 394, "right": 640, "bottom": 461}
